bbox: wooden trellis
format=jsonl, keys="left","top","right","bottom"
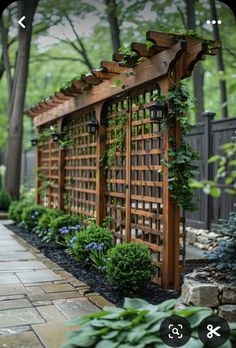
{"left": 27, "top": 31, "right": 217, "bottom": 289}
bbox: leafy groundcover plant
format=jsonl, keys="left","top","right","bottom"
{"left": 48, "top": 214, "right": 84, "bottom": 245}
{"left": 36, "top": 208, "right": 64, "bottom": 241}
{"left": 64, "top": 298, "right": 236, "bottom": 348}
{"left": 70, "top": 223, "right": 113, "bottom": 266}
{"left": 21, "top": 205, "right": 47, "bottom": 230}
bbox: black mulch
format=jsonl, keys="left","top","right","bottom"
{"left": 6, "top": 223, "right": 208, "bottom": 308}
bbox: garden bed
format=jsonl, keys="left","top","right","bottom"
{"left": 6, "top": 223, "right": 181, "bottom": 307}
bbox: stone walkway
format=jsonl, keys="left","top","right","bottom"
{"left": 0, "top": 221, "right": 110, "bottom": 348}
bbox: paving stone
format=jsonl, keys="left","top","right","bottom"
{"left": 42, "top": 259, "right": 63, "bottom": 270}
{"left": 181, "top": 279, "right": 219, "bottom": 307}
{"left": 32, "top": 300, "right": 52, "bottom": 306}
{"left": 0, "top": 298, "right": 32, "bottom": 310}
{"left": 26, "top": 286, "right": 45, "bottom": 294}
{"left": 0, "top": 274, "right": 21, "bottom": 284}
{"left": 87, "top": 294, "right": 114, "bottom": 309}
{"left": 78, "top": 286, "right": 90, "bottom": 295}
{"left": 55, "top": 270, "right": 73, "bottom": 279}
{"left": 222, "top": 285, "right": 236, "bottom": 304}
{"left": 69, "top": 279, "right": 87, "bottom": 288}
{"left": 0, "top": 252, "right": 36, "bottom": 260}
{"left": 0, "top": 325, "right": 31, "bottom": 335}
{"left": 0, "top": 295, "right": 26, "bottom": 301}
{"left": 24, "top": 281, "right": 54, "bottom": 287}
{"left": 36, "top": 305, "right": 67, "bottom": 322}
{"left": 41, "top": 283, "right": 75, "bottom": 293}
{"left": 0, "top": 261, "right": 46, "bottom": 271}
{"left": 28, "top": 291, "right": 82, "bottom": 302}
{"left": 16, "top": 270, "right": 62, "bottom": 283}
{"left": 32, "top": 323, "right": 73, "bottom": 348}
{"left": 0, "top": 331, "right": 44, "bottom": 347}
{"left": 0, "top": 307, "right": 45, "bottom": 327}
{"left": 53, "top": 297, "right": 99, "bottom": 319}
{"left": 0, "top": 285, "right": 27, "bottom": 295}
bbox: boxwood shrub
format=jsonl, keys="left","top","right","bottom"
{"left": 71, "top": 223, "right": 113, "bottom": 264}
{"left": 21, "top": 205, "right": 48, "bottom": 230}
{"left": 107, "top": 242, "right": 155, "bottom": 294}
{"left": 9, "top": 199, "right": 34, "bottom": 223}
{"left": 49, "top": 214, "right": 84, "bottom": 245}
{"left": 0, "top": 190, "right": 11, "bottom": 211}
{"left": 37, "top": 208, "right": 64, "bottom": 240}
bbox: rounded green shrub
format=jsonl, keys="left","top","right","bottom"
{"left": 0, "top": 190, "right": 11, "bottom": 211}
{"left": 72, "top": 223, "right": 113, "bottom": 263}
{"left": 49, "top": 214, "right": 83, "bottom": 244}
{"left": 37, "top": 208, "right": 63, "bottom": 240}
{"left": 9, "top": 200, "right": 32, "bottom": 223}
{"left": 21, "top": 205, "right": 48, "bottom": 230}
{"left": 107, "top": 242, "right": 155, "bottom": 294}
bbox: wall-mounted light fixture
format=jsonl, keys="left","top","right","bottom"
{"left": 147, "top": 101, "right": 167, "bottom": 121}
{"left": 87, "top": 119, "right": 98, "bottom": 134}
{"left": 31, "top": 137, "right": 38, "bottom": 146}
{"left": 51, "top": 131, "right": 60, "bottom": 143}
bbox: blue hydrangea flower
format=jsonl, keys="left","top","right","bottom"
{"left": 59, "top": 226, "right": 70, "bottom": 234}
{"left": 85, "top": 242, "right": 97, "bottom": 250}
{"left": 69, "top": 236, "right": 77, "bottom": 248}
{"left": 97, "top": 243, "right": 105, "bottom": 251}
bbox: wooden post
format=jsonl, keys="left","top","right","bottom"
{"left": 125, "top": 96, "right": 132, "bottom": 242}
{"left": 160, "top": 78, "right": 180, "bottom": 290}
{"left": 36, "top": 137, "right": 41, "bottom": 205}
{"left": 95, "top": 102, "right": 106, "bottom": 225}
{"left": 203, "top": 110, "right": 215, "bottom": 230}
{"left": 58, "top": 118, "right": 65, "bottom": 211}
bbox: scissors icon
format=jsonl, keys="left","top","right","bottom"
{"left": 207, "top": 324, "right": 221, "bottom": 339}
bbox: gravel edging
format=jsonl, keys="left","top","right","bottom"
{"left": 6, "top": 223, "right": 180, "bottom": 307}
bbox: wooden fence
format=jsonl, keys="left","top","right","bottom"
{"left": 185, "top": 114, "right": 236, "bottom": 230}
{"left": 27, "top": 31, "right": 217, "bottom": 289}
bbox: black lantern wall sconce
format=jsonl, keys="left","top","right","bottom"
{"left": 51, "top": 131, "right": 61, "bottom": 143}
{"left": 31, "top": 137, "right": 38, "bottom": 146}
{"left": 87, "top": 119, "right": 99, "bottom": 134}
{"left": 147, "top": 101, "right": 168, "bottom": 121}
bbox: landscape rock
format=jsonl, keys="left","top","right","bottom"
{"left": 218, "top": 304, "right": 236, "bottom": 322}
{"left": 181, "top": 279, "right": 219, "bottom": 307}
{"left": 222, "top": 285, "right": 236, "bottom": 304}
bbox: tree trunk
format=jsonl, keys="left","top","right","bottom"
{"left": 209, "top": 0, "right": 228, "bottom": 118}
{"left": 186, "top": 0, "right": 205, "bottom": 122}
{"left": 105, "top": 0, "right": 121, "bottom": 52}
{"left": 5, "top": 0, "right": 38, "bottom": 199}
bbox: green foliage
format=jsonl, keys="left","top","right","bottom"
{"left": 107, "top": 243, "right": 154, "bottom": 294}
{"left": 8, "top": 199, "right": 33, "bottom": 223}
{"left": 0, "top": 190, "right": 11, "bottom": 211}
{"left": 71, "top": 223, "right": 113, "bottom": 265}
{"left": 191, "top": 132, "right": 236, "bottom": 197}
{"left": 160, "top": 82, "right": 200, "bottom": 212}
{"left": 101, "top": 112, "right": 127, "bottom": 169}
{"left": 64, "top": 297, "right": 230, "bottom": 348}
{"left": 208, "top": 212, "right": 236, "bottom": 284}
{"left": 21, "top": 205, "right": 48, "bottom": 231}
{"left": 49, "top": 214, "right": 84, "bottom": 245}
{"left": 36, "top": 208, "right": 64, "bottom": 240}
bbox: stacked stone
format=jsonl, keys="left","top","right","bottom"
{"left": 186, "top": 227, "right": 230, "bottom": 250}
{"left": 178, "top": 272, "right": 236, "bottom": 322}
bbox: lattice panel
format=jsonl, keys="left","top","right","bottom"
{"left": 38, "top": 130, "right": 59, "bottom": 208}
{"left": 130, "top": 90, "right": 164, "bottom": 282}
{"left": 105, "top": 99, "right": 128, "bottom": 242}
{"left": 64, "top": 110, "right": 97, "bottom": 217}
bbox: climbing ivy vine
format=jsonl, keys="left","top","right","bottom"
{"left": 160, "top": 82, "right": 200, "bottom": 212}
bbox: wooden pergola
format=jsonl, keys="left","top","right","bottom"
{"left": 27, "top": 31, "right": 217, "bottom": 289}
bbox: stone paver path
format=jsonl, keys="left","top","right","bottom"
{"left": 0, "top": 221, "right": 111, "bottom": 348}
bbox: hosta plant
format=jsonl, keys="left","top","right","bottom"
{"left": 64, "top": 298, "right": 236, "bottom": 348}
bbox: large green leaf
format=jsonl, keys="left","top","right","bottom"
{"left": 174, "top": 306, "right": 212, "bottom": 318}
{"left": 187, "top": 310, "right": 213, "bottom": 328}
{"left": 156, "top": 299, "right": 177, "bottom": 311}
{"left": 95, "top": 340, "right": 119, "bottom": 348}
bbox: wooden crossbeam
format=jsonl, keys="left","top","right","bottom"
{"left": 92, "top": 69, "right": 118, "bottom": 79}
{"left": 101, "top": 61, "right": 133, "bottom": 74}
{"left": 146, "top": 31, "right": 178, "bottom": 48}
{"left": 112, "top": 53, "right": 138, "bottom": 67}
{"left": 82, "top": 74, "right": 101, "bottom": 85}
{"left": 130, "top": 42, "right": 162, "bottom": 57}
